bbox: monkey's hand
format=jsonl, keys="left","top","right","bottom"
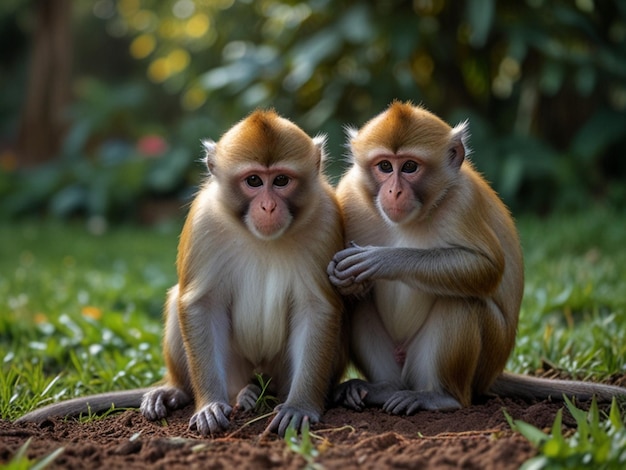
{"left": 235, "top": 384, "right": 262, "bottom": 412}
{"left": 189, "top": 402, "right": 233, "bottom": 436}
{"left": 333, "top": 379, "right": 369, "bottom": 411}
{"left": 267, "top": 404, "right": 320, "bottom": 437}
{"left": 140, "top": 386, "right": 191, "bottom": 421}
{"left": 383, "top": 390, "right": 461, "bottom": 415}
{"left": 327, "top": 243, "right": 379, "bottom": 296}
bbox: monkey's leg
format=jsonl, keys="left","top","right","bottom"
{"left": 385, "top": 297, "right": 482, "bottom": 414}
{"left": 183, "top": 298, "right": 235, "bottom": 436}
{"left": 337, "top": 299, "right": 403, "bottom": 410}
{"left": 266, "top": 301, "right": 338, "bottom": 436}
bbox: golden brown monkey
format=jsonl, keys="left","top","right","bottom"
{"left": 328, "top": 101, "right": 626, "bottom": 414}
{"left": 18, "top": 110, "right": 347, "bottom": 436}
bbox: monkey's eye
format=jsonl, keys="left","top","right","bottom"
{"left": 246, "top": 175, "right": 263, "bottom": 187}
{"left": 273, "top": 175, "right": 290, "bottom": 187}
{"left": 401, "top": 161, "right": 419, "bottom": 173}
{"left": 377, "top": 161, "right": 393, "bottom": 173}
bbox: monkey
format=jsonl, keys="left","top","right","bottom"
{"left": 327, "top": 101, "right": 626, "bottom": 415}
{"left": 17, "top": 110, "right": 347, "bottom": 437}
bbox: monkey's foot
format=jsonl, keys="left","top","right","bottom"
{"left": 235, "top": 384, "right": 262, "bottom": 412}
{"left": 267, "top": 403, "right": 320, "bottom": 437}
{"left": 333, "top": 378, "right": 369, "bottom": 411}
{"left": 189, "top": 402, "right": 233, "bottom": 436}
{"left": 383, "top": 390, "right": 461, "bottom": 415}
{"left": 140, "top": 386, "right": 191, "bottom": 421}
{"left": 334, "top": 379, "right": 399, "bottom": 410}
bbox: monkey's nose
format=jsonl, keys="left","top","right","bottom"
{"left": 262, "top": 202, "right": 276, "bottom": 212}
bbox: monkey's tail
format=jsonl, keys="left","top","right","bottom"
{"left": 15, "top": 388, "right": 153, "bottom": 424}
{"left": 489, "top": 372, "right": 626, "bottom": 403}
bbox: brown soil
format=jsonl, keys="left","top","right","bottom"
{"left": 1, "top": 397, "right": 583, "bottom": 469}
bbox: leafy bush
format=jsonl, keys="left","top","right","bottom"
{"left": 1, "top": 79, "right": 200, "bottom": 221}
{"left": 2, "top": 1, "right": 626, "bottom": 218}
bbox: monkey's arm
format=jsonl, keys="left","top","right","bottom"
{"left": 179, "top": 295, "right": 233, "bottom": 436}
{"left": 266, "top": 288, "right": 343, "bottom": 436}
{"left": 328, "top": 243, "right": 503, "bottom": 298}
{"left": 15, "top": 388, "right": 151, "bottom": 423}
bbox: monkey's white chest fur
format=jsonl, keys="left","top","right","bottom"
{"left": 230, "top": 263, "right": 290, "bottom": 364}
{"left": 374, "top": 231, "right": 436, "bottom": 343}
{"left": 375, "top": 281, "right": 435, "bottom": 343}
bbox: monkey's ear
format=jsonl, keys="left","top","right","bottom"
{"left": 344, "top": 126, "right": 359, "bottom": 162}
{"left": 202, "top": 139, "right": 218, "bottom": 174}
{"left": 313, "top": 134, "right": 328, "bottom": 170}
{"left": 448, "top": 121, "right": 469, "bottom": 169}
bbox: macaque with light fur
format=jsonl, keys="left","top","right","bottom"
{"left": 18, "top": 110, "right": 346, "bottom": 436}
{"left": 328, "top": 101, "right": 626, "bottom": 413}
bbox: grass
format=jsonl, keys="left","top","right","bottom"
{"left": 0, "top": 220, "right": 180, "bottom": 419}
{"left": 505, "top": 397, "right": 626, "bottom": 468}
{"left": 1, "top": 207, "right": 625, "bottom": 426}
{"left": 1, "top": 438, "right": 64, "bottom": 470}
{"left": 513, "top": 208, "right": 626, "bottom": 378}
{"left": 284, "top": 418, "right": 321, "bottom": 470}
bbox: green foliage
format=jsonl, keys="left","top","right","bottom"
{"left": 509, "top": 209, "right": 626, "bottom": 377}
{"left": 284, "top": 418, "right": 321, "bottom": 470}
{"left": 0, "top": 80, "right": 199, "bottom": 221}
{"left": 505, "top": 397, "right": 626, "bottom": 469}
{"left": 98, "top": 0, "right": 626, "bottom": 212}
{"left": 0, "top": 439, "right": 64, "bottom": 470}
{"left": 0, "top": 221, "right": 178, "bottom": 420}
{"left": 253, "top": 374, "right": 279, "bottom": 413}
{"left": 2, "top": 1, "right": 626, "bottom": 219}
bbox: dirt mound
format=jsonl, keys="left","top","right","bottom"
{"left": 0, "top": 397, "right": 581, "bottom": 469}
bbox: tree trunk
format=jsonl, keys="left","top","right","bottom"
{"left": 16, "top": 0, "right": 72, "bottom": 167}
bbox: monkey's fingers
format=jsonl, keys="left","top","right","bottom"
{"left": 327, "top": 260, "right": 349, "bottom": 281}
{"left": 383, "top": 391, "right": 418, "bottom": 415}
{"left": 274, "top": 414, "right": 302, "bottom": 438}
{"left": 328, "top": 271, "right": 354, "bottom": 287}
{"left": 267, "top": 405, "right": 319, "bottom": 437}
{"left": 327, "top": 260, "right": 336, "bottom": 277}
{"left": 140, "top": 393, "right": 167, "bottom": 421}
{"left": 333, "top": 252, "right": 379, "bottom": 280}
{"left": 235, "top": 384, "right": 262, "bottom": 412}
{"left": 337, "top": 282, "right": 366, "bottom": 297}
{"left": 330, "top": 245, "right": 367, "bottom": 269}
{"left": 141, "top": 386, "right": 189, "bottom": 420}
{"left": 333, "top": 379, "right": 368, "bottom": 410}
{"left": 330, "top": 277, "right": 372, "bottom": 297}
{"left": 345, "top": 387, "right": 366, "bottom": 411}
{"left": 189, "top": 402, "right": 232, "bottom": 436}
{"left": 384, "top": 391, "right": 461, "bottom": 415}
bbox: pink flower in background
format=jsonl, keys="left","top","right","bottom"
{"left": 136, "top": 135, "right": 168, "bottom": 157}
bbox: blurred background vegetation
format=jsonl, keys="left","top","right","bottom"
{"left": 1, "top": 0, "right": 625, "bottom": 225}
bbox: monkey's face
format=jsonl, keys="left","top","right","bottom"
{"left": 349, "top": 102, "right": 467, "bottom": 226}
{"left": 204, "top": 110, "right": 324, "bottom": 241}
{"left": 238, "top": 165, "right": 301, "bottom": 240}
{"left": 370, "top": 154, "right": 424, "bottom": 225}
